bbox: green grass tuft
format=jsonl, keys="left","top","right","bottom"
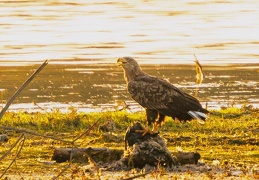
{"left": 0, "top": 106, "right": 258, "bottom": 178}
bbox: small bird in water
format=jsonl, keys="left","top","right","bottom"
{"left": 193, "top": 54, "right": 204, "bottom": 84}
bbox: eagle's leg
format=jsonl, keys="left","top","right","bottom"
{"left": 153, "top": 113, "right": 166, "bottom": 132}
{"left": 135, "top": 109, "right": 158, "bottom": 135}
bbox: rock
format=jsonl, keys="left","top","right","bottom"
{"left": 0, "top": 134, "right": 8, "bottom": 143}
{"left": 99, "top": 119, "right": 116, "bottom": 133}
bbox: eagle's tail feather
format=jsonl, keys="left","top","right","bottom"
{"left": 187, "top": 111, "right": 208, "bottom": 124}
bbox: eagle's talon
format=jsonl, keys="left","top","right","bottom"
{"left": 135, "top": 127, "right": 158, "bottom": 136}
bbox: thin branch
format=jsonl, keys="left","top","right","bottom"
{"left": 0, "top": 60, "right": 103, "bottom": 178}
{"left": 0, "top": 133, "right": 26, "bottom": 178}
{"left": 52, "top": 163, "right": 72, "bottom": 180}
{"left": 193, "top": 54, "right": 198, "bottom": 61}
{"left": 120, "top": 172, "right": 149, "bottom": 180}
{"left": 0, "top": 133, "right": 24, "bottom": 161}
{"left": 73, "top": 119, "right": 100, "bottom": 143}
{"left": 52, "top": 119, "right": 100, "bottom": 179}
{"left": 0, "top": 60, "right": 49, "bottom": 120}
{"left": 0, "top": 126, "right": 72, "bottom": 144}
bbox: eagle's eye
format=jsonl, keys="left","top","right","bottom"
{"left": 117, "top": 58, "right": 127, "bottom": 66}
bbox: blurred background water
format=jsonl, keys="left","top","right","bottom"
{"left": 0, "top": 0, "right": 258, "bottom": 65}
{"left": 0, "top": 0, "right": 259, "bottom": 112}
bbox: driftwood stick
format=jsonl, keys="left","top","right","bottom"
{"left": 173, "top": 151, "right": 201, "bottom": 165}
{"left": 0, "top": 60, "right": 49, "bottom": 120}
{"left": 52, "top": 147, "right": 200, "bottom": 166}
{"left": 52, "top": 147, "right": 124, "bottom": 163}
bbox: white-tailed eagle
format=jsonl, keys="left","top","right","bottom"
{"left": 117, "top": 57, "right": 209, "bottom": 132}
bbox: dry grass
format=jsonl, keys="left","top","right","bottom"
{"left": 0, "top": 106, "right": 259, "bottom": 179}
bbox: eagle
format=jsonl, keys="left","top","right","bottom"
{"left": 117, "top": 57, "right": 209, "bottom": 133}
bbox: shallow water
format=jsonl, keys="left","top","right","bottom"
{"left": 0, "top": 63, "right": 259, "bottom": 112}
{"left": 0, "top": 0, "right": 259, "bottom": 65}
{"left": 1, "top": 1, "right": 259, "bottom": 112}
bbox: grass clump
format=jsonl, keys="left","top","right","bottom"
{"left": 0, "top": 107, "right": 142, "bottom": 132}
{"left": 0, "top": 106, "right": 258, "bottom": 178}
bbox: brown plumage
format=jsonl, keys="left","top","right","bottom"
{"left": 117, "top": 57, "right": 209, "bottom": 130}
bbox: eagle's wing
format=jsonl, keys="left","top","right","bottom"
{"left": 128, "top": 75, "right": 188, "bottom": 110}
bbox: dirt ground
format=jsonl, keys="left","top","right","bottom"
{"left": 2, "top": 162, "right": 259, "bottom": 180}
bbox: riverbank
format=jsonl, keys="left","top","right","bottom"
{"left": 0, "top": 107, "right": 258, "bottom": 179}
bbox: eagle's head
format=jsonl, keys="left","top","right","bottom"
{"left": 117, "top": 57, "right": 139, "bottom": 68}
{"left": 117, "top": 57, "right": 144, "bottom": 83}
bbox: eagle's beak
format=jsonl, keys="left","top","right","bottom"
{"left": 116, "top": 58, "right": 127, "bottom": 66}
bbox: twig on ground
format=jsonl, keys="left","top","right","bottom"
{"left": 0, "top": 133, "right": 25, "bottom": 161}
{"left": 0, "top": 133, "right": 26, "bottom": 178}
{"left": 0, "top": 126, "right": 72, "bottom": 144}
{"left": 0, "top": 119, "right": 100, "bottom": 179}
{"left": 52, "top": 119, "right": 100, "bottom": 179}
{"left": 120, "top": 172, "right": 150, "bottom": 180}
{"left": 52, "top": 163, "right": 72, "bottom": 180}
{"left": 73, "top": 119, "right": 100, "bottom": 143}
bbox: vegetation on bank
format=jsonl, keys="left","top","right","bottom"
{"left": 0, "top": 106, "right": 259, "bottom": 178}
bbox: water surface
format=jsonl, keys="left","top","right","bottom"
{"left": 0, "top": 0, "right": 258, "bottom": 65}
{"left": 1, "top": 0, "right": 259, "bottom": 112}
{"left": 1, "top": 63, "right": 259, "bottom": 112}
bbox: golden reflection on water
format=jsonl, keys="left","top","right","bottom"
{"left": 0, "top": 0, "right": 258, "bottom": 64}
{"left": 0, "top": 64, "right": 259, "bottom": 112}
